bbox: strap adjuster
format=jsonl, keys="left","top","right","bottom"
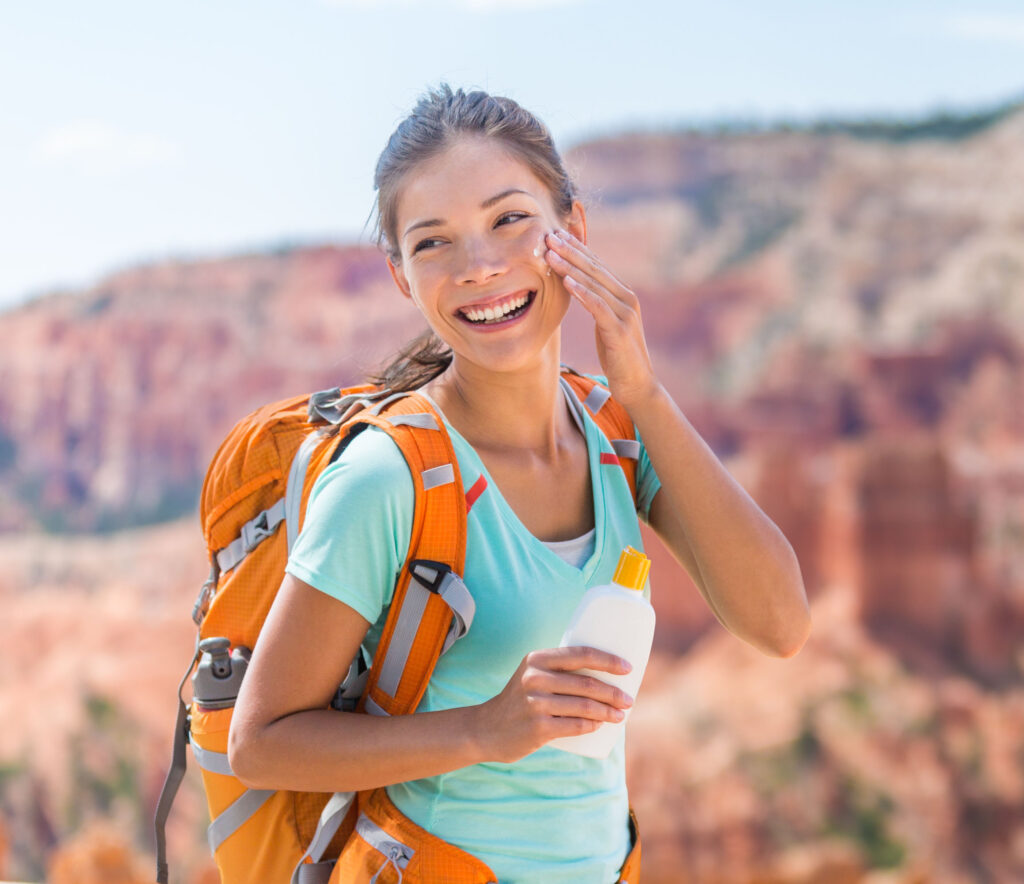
{"left": 408, "top": 559, "right": 451, "bottom": 594}
{"left": 242, "top": 509, "right": 274, "bottom": 553}
{"left": 408, "top": 560, "right": 475, "bottom": 654}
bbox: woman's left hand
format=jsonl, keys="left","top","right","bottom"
{"left": 544, "top": 228, "right": 659, "bottom": 411}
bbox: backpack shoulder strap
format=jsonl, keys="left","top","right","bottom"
{"left": 338, "top": 391, "right": 472, "bottom": 718}
{"left": 560, "top": 370, "right": 639, "bottom": 507}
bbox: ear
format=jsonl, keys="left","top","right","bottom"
{"left": 566, "top": 200, "right": 587, "bottom": 245}
{"left": 386, "top": 256, "right": 413, "bottom": 300}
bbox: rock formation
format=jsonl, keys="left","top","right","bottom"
{"left": 3, "top": 104, "right": 1024, "bottom": 882}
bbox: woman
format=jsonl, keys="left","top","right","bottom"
{"left": 229, "top": 85, "right": 810, "bottom": 882}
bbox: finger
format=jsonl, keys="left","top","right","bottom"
{"left": 549, "top": 249, "right": 637, "bottom": 324}
{"left": 546, "top": 671, "right": 635, "bottom": 709}
{"left": 531, "top": 645, "right": 633, "bottom": 675}
{"left": 526, "top": 664, "right": 634, "bottom": 708}
{"left": 537, "top": 691, "right": 628, "bottom": 723}
{"left": 564, "top": 274, "right": 631, "bottom": 326}
{"left": 546, "top": 231, "right": 622, "bottom": 294}
{"left": 546, "top": 229, "right": 634, "bottom": 302}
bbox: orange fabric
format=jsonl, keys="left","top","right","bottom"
{"left": 619, "top": 808, "right": 642, "bottom": 883}
{"left": 358, "top": 394, "right": 467, "bottom": 716}
{"left": 561, "top": 373, "right": 639, "bottom": 506}
{"left": 189, "top": 704, "right": 310, "bottom": 883}
{"left": 183, "top": 374, "right": 643, "bottom": 882}
{"left": 329, "top": 788, "right": 497, "bottom": 884}
{"left": 201, "top": 394, "right": 309, "bottom": 548}
{"left": 190, "top": 385, "right": 478, "bottom": 881}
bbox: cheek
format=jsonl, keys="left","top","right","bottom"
{"left": 508, "top": 220, "right": 552, "bottom": 277}
{"left": 405, "top": 263, "right": 447, "bottom": 303}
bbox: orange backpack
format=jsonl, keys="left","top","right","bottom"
{"left": 154, "top": 371, "right": 642, "bottom": 884}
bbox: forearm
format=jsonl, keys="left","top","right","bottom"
{"left": 539, "top": 228, "right": 809, "bottom": 655}
{"left": 229, "top": 702, "right": 488, "bottom": 793}
{"left": 631, "top": 383, "right": 810, "bottom": 657}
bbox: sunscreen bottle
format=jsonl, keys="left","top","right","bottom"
{"left": 549, "top": 546, "right": 655, "bottom": 759}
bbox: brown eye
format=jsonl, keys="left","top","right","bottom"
{"left": 495, "top": 211, "right": 530, "bottom": 227}
{"left": 412, "top": 237, "right": 444, "bottom": 254}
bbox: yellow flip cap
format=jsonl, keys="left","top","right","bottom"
{"left": 612, "top": 546, "right": 651, "bottom": 592}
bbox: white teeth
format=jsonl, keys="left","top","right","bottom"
{"left": 462, "top": 294, "right": 530, "bottom": 324}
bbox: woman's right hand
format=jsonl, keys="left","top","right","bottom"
{"left": 472, "top": 647, "right": 635, "bottom": 763}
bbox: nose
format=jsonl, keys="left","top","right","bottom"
{"left": 456, "top": 237, "right": 508, "bottom": 286}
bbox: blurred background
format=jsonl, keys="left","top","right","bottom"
{"left": 2, "top": 1, "right": 1023, "bottom": 882}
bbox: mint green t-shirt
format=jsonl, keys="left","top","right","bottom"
{"left": 286, "top": 384, "right": 661, "bottom": 883}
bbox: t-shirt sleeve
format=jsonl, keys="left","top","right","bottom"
{"left": 635, "top": 426, "right": 662, "bottom": 523}
{"left": 285, "top": 426, "right": 414, "bottom": 627}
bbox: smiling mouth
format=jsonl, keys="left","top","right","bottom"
{"left": 458, "top": 291, "right": 536, "bottom": 325}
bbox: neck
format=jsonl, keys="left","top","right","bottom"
{"left": 424, "top": 342, "right": 573, "bottom": 457}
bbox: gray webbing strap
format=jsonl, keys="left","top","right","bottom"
{"left": 386, "top": 412, "right": 440, "bottom": 431}
{"left": 583, "top": 384, "right": 611, "bottom": 415}
{"left": 560, "top": 376, "right": 586, "bottom": 429}
{"left": 376, "top": 563, "right": 475, "bottom": 698}
{"left": 154, "top": 638, "right": 200, "bottom": 884}
{"left": 612, "top": 439, "right": 641, "bottom": 460}
{"left": 308, "top": 387, "right": 391, "bottom": 426}
{"left": 356, "top": 814, "right": 413, "bottom": 878}
{"left": 296, "top": 861, "right": 335, "bottom": 884}
{"left": 289, "top": 791, "right": 356, "bottom": 884}
{"left": 376, "top": 574, "right": 431, "bottom": 697}
{"left": 207, "top": 787, "right": 274, "bottom": 854}
{"left": 307, "top": 387, "right": 344, "bottom": 424}
{"left": 216, "top": 499, "right": 286, "bottom": 573}
{"left": 421, "top": 463, "right": 455, "bottom": 490}
{"left": 365, "top": 695, "right": 389, "bottom": 717}
{"left": 436, "top": 571, "right": 476, "bottom": 653}
{"left": 369, "top": 392, "right": 409, "bottom": 416}
{"left": 190, "top": 742, "right": 234, "bottom": 777}
{"left": 286, "top": 432, "right": 323, "bottom": 552}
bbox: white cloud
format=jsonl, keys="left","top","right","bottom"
{"left": 942, "top": 13, "right": 1024, "bottom": 45}
{"left": 36, "top": 121, "right": 180, "bottom": 174}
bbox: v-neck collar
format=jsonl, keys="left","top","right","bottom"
{"left": 416, "top": 382, "right": 607, "bottom": 578}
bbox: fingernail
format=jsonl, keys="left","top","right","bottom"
{"left": 612, "top": 709, "right": 625, "bottom": 721}
{"left": 620, "top": 658, "right": 632, "bottom": 672}
{"left": 621, "top": 692, "right": 634, "bottom": 707}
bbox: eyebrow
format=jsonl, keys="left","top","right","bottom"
{"left": 402, "top": 188, "right": 531, "bottom": 240}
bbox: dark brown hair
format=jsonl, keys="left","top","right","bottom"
{"left": 371, "top": 84, "right": 576, "bottom": 392}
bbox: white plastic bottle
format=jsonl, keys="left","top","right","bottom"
{"left": 548, "top": 546, "right": 656, "bottom": 759}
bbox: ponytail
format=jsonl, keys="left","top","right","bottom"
{"left": 371, "top": 330, "right": 452, "bottom": 393}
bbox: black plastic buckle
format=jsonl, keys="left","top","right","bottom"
{"left": 408, "top": 559, "right": 453, "bottom": 594}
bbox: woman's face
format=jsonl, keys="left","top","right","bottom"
{"left": 387, "top": 136, "right": 584, "bottom": 375}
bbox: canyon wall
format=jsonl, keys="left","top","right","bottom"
{"left": 3, "top": 107, "right": 1024, "bottom": 881}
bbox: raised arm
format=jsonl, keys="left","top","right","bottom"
{"left": 543, "top": 226, "right": 811, "bottom": 658}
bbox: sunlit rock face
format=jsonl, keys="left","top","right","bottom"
{"left": 0, "top": 245, "right": 422, "bottom": 532}
{"left": 3, "top": 107, "right": 1024, "bottom": 882}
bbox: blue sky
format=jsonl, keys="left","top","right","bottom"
{"left": 2, "top": 0, "right": 1023, "bottom": 308}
